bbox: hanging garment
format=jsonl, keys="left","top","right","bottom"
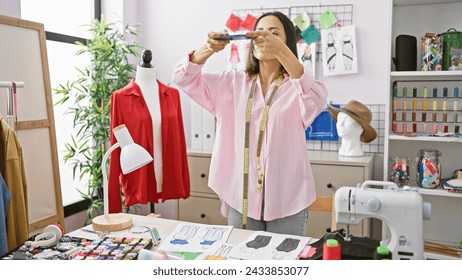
{"left": 0, "top": 173, "right": 11, "bottom": 256}
{"left": 108, "top": 79, "right": 190, "bottom": 213}
{"left": 0, "top": 119, "right": 29, "bottom": 250}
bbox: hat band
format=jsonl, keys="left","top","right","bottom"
{"left": 341, "top": 107, "right": 367, "bottom": 123}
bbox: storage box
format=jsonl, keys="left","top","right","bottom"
{"left": 442, "top": 28, "right": 462, "bottom": 70}
{"left": 421, "top": 33, "right": 443, "bottom": 71}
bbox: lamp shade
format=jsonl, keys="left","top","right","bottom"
{"left": 114, "top": 125, "right": 153, "bottom": 174}
{"left": 92, "top": 124, "right": 153, "bottom": 232}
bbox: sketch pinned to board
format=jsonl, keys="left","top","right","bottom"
{"left": 297, "top": 41, "right": 316, "bottom": 76}
{"left": 158, "top": 223, "right": 233, "bottom": 253}
{"left": 227, "top": 231, "right": 311, "bottom": 260}
{"left": 321, "top": 25, "right": 358, "bottom": 76}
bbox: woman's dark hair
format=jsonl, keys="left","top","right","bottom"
{"left": 245, "top": 11, "right": 298, "bottom": 76}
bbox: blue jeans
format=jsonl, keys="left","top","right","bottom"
{"left": 227, "top": 206, "right": 308, "bottom": 236}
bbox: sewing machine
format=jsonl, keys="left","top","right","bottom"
{"left": 334, "top": 180, "right": 431, "bottom": 260}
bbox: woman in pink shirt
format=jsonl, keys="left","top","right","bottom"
{"left": 173, "top": 12, "right": 328, "bottom": 236}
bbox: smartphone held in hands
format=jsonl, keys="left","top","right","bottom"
{"left": 216, "top": 34, "right": 251, "bottom": 40}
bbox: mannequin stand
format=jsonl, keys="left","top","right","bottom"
{"left": 92, "top": 213, "right": 133, "bottom": 232}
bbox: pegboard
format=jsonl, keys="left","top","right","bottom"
{"left": 228, "top": 4, "right": 354, "bottom": 61}
{"left": 307, "top": 104, "right": 385, "bottom": 154}
{"left": 289, "top": 4, "right": 353, "bottom": 31}
{"left": 290, "top": 4, "right": 353, "bottom": 59}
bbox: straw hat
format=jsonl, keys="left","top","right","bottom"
{"left": 327, "top": 100, "right": 377, "bottom": 143}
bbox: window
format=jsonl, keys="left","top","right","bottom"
{"left": 21, "top": 0, "right": 96, "bottom": 209}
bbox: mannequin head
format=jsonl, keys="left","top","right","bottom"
{"left": 336, "top": 112, "right": 364, "bottom": 157}
{"left": 140, "top": 49, "right": 153, "bottom": 68}
{"left": 336, "top": 111, "right": 363, "bottom": 139}
{"left": 327, "top": 100, "right": 377, "bottom": 157}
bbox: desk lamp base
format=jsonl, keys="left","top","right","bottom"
{"left": 92, "top": 213, "right": 133, "bottom": 232}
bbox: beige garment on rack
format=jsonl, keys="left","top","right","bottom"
{"left": 0, "top": 118, "right": 29, "bottom": 250}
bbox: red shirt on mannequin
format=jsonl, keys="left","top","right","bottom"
{"left": 108, "top": 78, "right": 190, "bottom": 213}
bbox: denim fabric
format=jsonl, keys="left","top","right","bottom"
{"left": 0, "top": 173, "right": 11, "bottom": 256}
{"left": 227, "top": 206, "right": 308, "bottom": 237}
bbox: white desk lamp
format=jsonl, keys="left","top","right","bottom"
{"left": 92, "top": 124, "right": 153, "bottom": 232}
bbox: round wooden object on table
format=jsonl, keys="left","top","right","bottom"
{"left": 92, "top": 213, "right": 133, "bottom": 232}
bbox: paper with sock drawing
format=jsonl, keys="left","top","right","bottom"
{"left": 157, "top": 223, "right": 232, "bottom": 253}
{"left": 196, "top": 242, "right": 236, "bottom": 260}
{"left": 227, "top": 231, "right": 311, "bottom": 260}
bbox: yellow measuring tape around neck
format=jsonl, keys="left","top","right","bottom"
{"left": 242, "top": 75, "right": 283, "bottom": 229}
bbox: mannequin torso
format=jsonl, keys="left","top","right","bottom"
{"left": 336, "top": 111, "right": 364, "bottom": 157}
{"left": 135, "top": 64, "right": 163, "bottom": 193}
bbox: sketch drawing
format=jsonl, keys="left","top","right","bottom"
{"left": 200, "top": 227, "right": 229, "bottom": 246}
{"left": 170, "top": 224, "right": 199, "bottom": 245}
{"left": 273, "top": 238, "right": 301, "bottom": 259}
{"left": 297, "top": 41, "right": 316, "bottom": 76}
{"left": 326, "top": 32, "right": 337, "bottom": 72}
{"left": 321, "top": 25, "right": 358, "bottom": 76}
{"left": 227, "top": 231, "right": 310, "bottom": 260}
{"left": 158, "top": 223, "right": 233, "bottom": 253}
{"left": 341, "top": 27, "right": 354, "bottom": 70}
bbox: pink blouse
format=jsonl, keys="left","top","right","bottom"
{"left": 172, "top": 54, "right": 328, "bottom": 221}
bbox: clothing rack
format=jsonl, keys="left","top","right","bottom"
{"left": 0, "top": 81, "right": 24, "bottom": 130}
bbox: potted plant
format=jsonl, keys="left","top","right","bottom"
{"left": 54, "top": 16, "right": 142, "bottom": 221}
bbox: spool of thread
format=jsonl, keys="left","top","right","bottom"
{"left": 402, "top": 87, "right": 408, "bottom": 110}
{"left": 323, "top": 239, "right": 341, "bottom": 260}
{"left": 374, "top": 246, "right": 392, "bottom": 260}
{"left": 454, "top": 87, "right": 459, "bottom": 111}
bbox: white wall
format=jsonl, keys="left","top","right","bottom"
{"left": 0, "top": 0, "right": 20, "bottom": 17}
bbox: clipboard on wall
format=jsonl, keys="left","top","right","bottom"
{"left": 305, "top": 104, "right": 339, "bottom": 141}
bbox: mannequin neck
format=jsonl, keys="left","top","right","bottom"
{"left": 339, "top": 137, "right": 364, "bottom": 157}
{"left": 136, "top": 65, "right": 157, "bottom": 85}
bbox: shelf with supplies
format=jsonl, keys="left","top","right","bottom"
{"left": 390, "top": 71, "right": 462, "bottom": 79}
{"left": 417, "top": 187, "right": 462, "bottom": 198}
{"left": 388, "top": 135, "right": 462, "bottom": 142}
{"left": 386, "top": 0, "right": 462, "bottom": 245}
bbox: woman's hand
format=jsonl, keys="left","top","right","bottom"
{"left": 247, "top": 30, "right": 285, "bottom": 57}
{"left": 191, "top": 30, "right": 230, "bottom": 64}
{"left": 247, "top": 30, "right": 303, "bottom": 78}
{"left": 206, "top": 31, "right": 230, "bottom": 53}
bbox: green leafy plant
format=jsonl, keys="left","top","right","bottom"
{"left": 54, "top": 17, "right": 142, "bottom": 220}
